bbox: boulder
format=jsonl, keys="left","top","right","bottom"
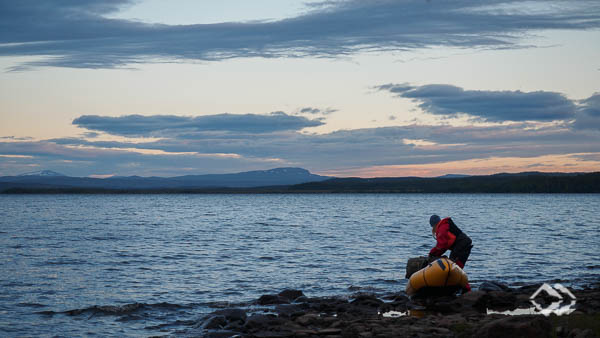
{"left": 244, "top": 314, "right": 283, "bottom": 330}
{"left": 212, "top": 308, "right": 247, "bottom": 324}
{"left": 351, "top": 294, "right": 384, "bottom": 308}
{"left": 406, "top": 256, "right": 429, "bottom": 279}
{"left": 278, "top": 289, "right": 305, "bottom": 302}
{"left": 201, "top": 315, "right": 227, "bottom": 330}
{"left": 257, "top": 294, "right": 289, "bottom": 305}
{"left": 295, "top": 313, "right": 319, "bottom": 326}
{"left": 204, "top": 329, "right": 240, "bottom": 338}
{"left": 475, "top": 315, "right": 552, "bottom": 338}
{"left": 479, "top": 281, "right": 510, "bottom": 292}
{"left": 274, "top": 304, "right": 306, "bottom": 318}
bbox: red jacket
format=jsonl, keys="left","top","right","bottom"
{"left": 429, "top": 217, "right": 462, "bottom": 257}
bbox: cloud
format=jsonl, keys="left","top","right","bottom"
{"left": 3, "top": 116, "right": 600, "bottom": 176}
{"left": 41, "top": 119, "right": 600, "bottom": 172}
{"left": 579, "top": 93, "right": 600, "bottom": 117}
{"left": 376, "top": 83, "right": 576, "bottom": 122}
{"left": 574, "top": 93, "right": 600, "bottom": 130}
{"left": 72, "top": 112, "right": 324, "bottom": 137}
{"left": 0, "top": 136, "right": 33, "bottom": 141}
{"left": 0, "top": 139, "right": 285, "bottom": 177}
{"left": 2, "top": 0, "right": 600, "bottom": 69}
{"left": 82, "top": 132, "right": 100, "bottom": 138}
{"left": 299, "top": 107, "right": 337, "bottom": 115}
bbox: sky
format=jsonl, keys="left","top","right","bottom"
{"left": 1, "top": 0, "right": 599, "bottom": 178}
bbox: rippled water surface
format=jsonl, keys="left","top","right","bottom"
{"left": 1, "top": 194, "right": 599, "bottom": 336}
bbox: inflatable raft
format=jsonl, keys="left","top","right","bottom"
{"left": 405, "top": 257, "right": 468, "bottom": 296}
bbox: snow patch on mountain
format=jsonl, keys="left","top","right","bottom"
{"left": 18, "top": 170, "right": 66, "bottom": 177}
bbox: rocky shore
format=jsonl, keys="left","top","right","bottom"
{"left": 176, "top": 282, "right": 600, "bottom": 338}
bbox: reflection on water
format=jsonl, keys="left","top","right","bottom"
{"left": 486, "top": 307, "right": 538, "bottom": 315}
{"left": 381, "top": 309, "right": 427, "bottom": 318}
{"left": 381, "top": 310, "right": 407, "bottom": 318}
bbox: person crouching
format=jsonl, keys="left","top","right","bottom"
{"left": 428, "top": 214, "right": 473, "bottom": 292}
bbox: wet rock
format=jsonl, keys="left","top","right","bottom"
{"left": 387, "top": 293, "right": 410, "bottom": 304}
{"left": 213, "top": 308, "right": 247, "bottom": 324}
{"left": 244, "top": 313, "right": 283, "bottom": 330}
{"left": 274, "top": 303, "right": 306, "bottom": 318}
{"left": 351, "top": 294, "right": 384, "bottom": 308}
{"left": 406, "top": 256, "right": 429, "bottom": 278}
{"left": 307, "top": 297, "right": 349, "bottom": 314}
{"left": 294, "top": 295, "right": 309, "bottom": 303}
{"left": 475, "top": 315, "right": 552, "bottom": 338}
{"left": 278, "top": 289, "right": 305, "bottom": 302}
{"left": 252, "top": 330, "right": 294, "bottom": 338}
{"left": 427, "top": 295, "right": 459, "bottom": 314}
{"left": 458, "top": 290, "right": 487, "bottom": 305}
{"left": 479, "top": 281, "right": 510, "bottom": 292}
{"left": 204, "top": 329, "right": 240, "bottom": 338}
{"left": 180, "top": 282, "right": 600, "bottom": 338}
{"left": 316, "top": 328, "right": 342, "bottom": 335}
{"left": 257, "top": 294, "right": 289, "bottom": 305}
{"left": 485, "top": 291, "right": 517, "bottom": 310}
{"left": 568, "top": 328, "right": 596, "bottom": 338}
{"left": 295, "top": 313, "right": 319, "bottom": 326}
{"left": 453, "top": 290, "right": 518, "bottom": 312}
{"left": 201, "top": 315, "right": 228, "bottom": 330}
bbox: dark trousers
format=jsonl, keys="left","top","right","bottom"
{"left": 450, "top": 234, "right": 472, "bottom": 269}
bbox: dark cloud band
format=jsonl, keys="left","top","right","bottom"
{"left": 72, "top": 112, "right": 324, "bottom": 136}
{"left": 376, "top": 83, "right": 577, "bottom": 122}
{"left": 574, "top": 93, "right": 600, "bottom": 130}
{"left": 2, "top": 0, "right": 600, "bottom": 69}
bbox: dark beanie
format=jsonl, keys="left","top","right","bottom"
{"left": 429, "top": 214, "right": 441, "bottom": 227}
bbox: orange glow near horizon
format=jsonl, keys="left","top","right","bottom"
{"left": 317, "top": 153, "right": 600, "bottom": 178}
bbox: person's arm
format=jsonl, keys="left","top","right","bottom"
{"left": 429, "top": 222, "right": 451, "bottom": 257}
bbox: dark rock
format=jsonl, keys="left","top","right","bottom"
{"left": 294, "top": 295, "right": 309, "bottom": 303}
{"left": 213, "top": 308, "right": 247, "bottom": 324}
{"left": 406, "top": 256, "right": 429, "bottom": 278}
{"left": 427, "top": 296, "right": 459, "bottom": 313}
{"left": 295, "top": 313, "right": 319, "bottom": 326}
{"left": 568, "top": 328, "right": 596, "bottom": 338}
{"left": 204, "top": 329, "right": 240, "bottom": 338}
{"left": 454, "top": 290, "right": 518, "bottom": 312}
{"left": 275, "top": 304, "right": 306, "bottom": 318}
{"left": 201, "top": 315, "right": 227, "bottom": 330}
{"left": 317, "top": 328, "right": 342, "bottom": 335}
{"left": 475, "top": 315, "right": 552, "bottom": 338}
{"left": 458, "top": 290, "right": 487, "bottom": 304}
{"left": 257, "top": 294, "right": 289, "bottom": 305}
{"left": 308, "top": 297, "right": 348, "bottom": 314}
{"left": 351, "top": 294, "right": 384, "bottom": 308}
{"left": 244, "top": 314, "right": 282, "bottom": 330}
{"left": 485, "top": 291, "right": 517, "bottom": 310}
{"left": 252, "top": 329, "right": 294, "bottom": 338}
{"left": 278, "top": 289, "right": 304, "bottom": 302}
{"left": 479, "top": 281, "right": 511, "bottom": 292}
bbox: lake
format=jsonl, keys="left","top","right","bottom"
{"left": 1, "top": 194, "right": 598, "bottom": 336}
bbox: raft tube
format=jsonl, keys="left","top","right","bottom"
{"left": 405, "top": 257, "right": 468, "bottom": 296}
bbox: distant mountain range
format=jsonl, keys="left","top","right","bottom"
{"left": 0, "top": 167, "right": 330, "bottom": 192}
{"left": 1, "top": 169, "right": 599, "bottom": 193}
